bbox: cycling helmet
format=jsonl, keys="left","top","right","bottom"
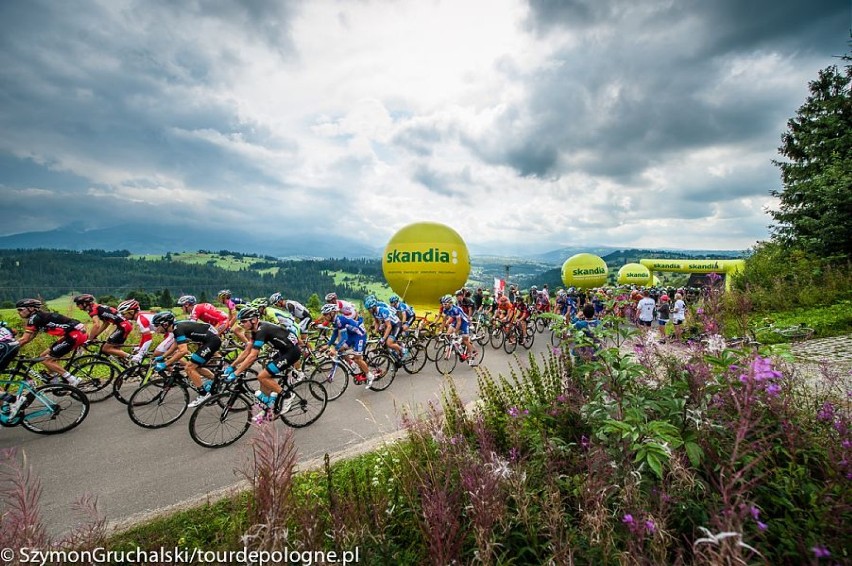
{"left": 482, "top": 291, "right": 491, "bottom": 297}
{"left": 324, "top": 292, "right": 338, "bottom": 302}
{"left": 321, "top": 303, "right": 339, "bottom": 315}
{"left": 151, "top": 311, "right": 176, "bottom": 327}
{"left": 388, "top": 294, "right": 400, "bottom": 305}
{"left": 177, "top": 295, "right": 197, "bottom": 306}
{"left": 217, "top": 289, "right": 232, "bottom": 300}
{"left": 440, "top": 295, "right": 453, "bottom": 305}
{"left": 249, "top": 298, "right": 268, "bottom": 309}
{"left": 498, "top": 295, "right": 510, "bottom": 304}
{"left": 237, "top": 307, "right": 260, "bottom": 321}
{"left": 269, "top": 292, "right": 283, "bottom": 305}
{"left": 660, "top": 294, "right": 670, "bottom": 302}
{"left": 73, "top": 293, "right": 96, "bottom": 305}
{"left": 16, "top": 298, "right": 43, "bottom": 309}
{"left": 117, "top": 299, "right": 140, "bottom": 314}
{"left": 530, "top": 286, "right": 537, "bottom": 291}
{"left": 515, "top": 296, "right": 525, "bottom": 303}
{"left": 364, "top": 297, "right": 378, "bottom": 309}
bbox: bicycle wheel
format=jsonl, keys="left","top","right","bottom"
{"left": 425, "top": 336, "right": 443, "bottom": 362}
{"left": 20, "top": 384, "right": 90, "bottom": 435}
{"left": 113, "top": 362, "right": 154, "bottom": 405}
{"left": 503, "top": 328, "right": 518, "bottom": 354}
{"left": 435, "top": 344, "right": 458, "bottom": 374}
{"left": 402, "top": 345, "right": 428, "bottom": 374}
{"left": 467, "top": 344, "right": 485, "bottom": 367}
{"left": 71, "top": 358, "right": 116, "bottom": 403}
{"left": 522, "top": 327, "right": 535, "bottom": 349}
{"left": 368, "top": 353, "right": 397, "bottom": 391}
{"left": 127, "top": 378, "right": 189, "bottom": 429}
{"left": 189, "top": 392, "right": 253, "bottom": 448}
{"left": 777, "top": 325, "right": 814, "bottom": 341}
{"left": 310, "top": 359, "right": 350, "bottom": 401}
{"left": 279, "top": 380, "right": 327, "bottom": 428}
{"left": 489, "top": 327, "right": 505, "bottom": 349}
{"left": 475, "top": 324, "right": 490, "bottom": 346}
{"left": 535, "top": 316, "right": 547, "bottom": 333}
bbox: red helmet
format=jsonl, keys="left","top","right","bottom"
{"left": 660, "top": 295, "right": 670, "bottom": 302}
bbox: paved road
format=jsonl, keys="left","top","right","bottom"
{"left": 0, "top": 339, "right": 551, "bottom": 536}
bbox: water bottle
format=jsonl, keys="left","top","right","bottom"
{"left": 254, "top": 390, "right": 267, "bottom": 405}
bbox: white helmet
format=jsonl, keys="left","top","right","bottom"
{"left": 321, "top": 303, "right": 339, "bottom": 315}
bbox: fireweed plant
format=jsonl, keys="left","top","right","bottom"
{"left": 4, "top": 299, "right": 850, "bottom": 564}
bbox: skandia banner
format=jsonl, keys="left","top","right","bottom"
{"left": 382, "top": 222, "right": 470, "bottom": 310}
{"left": 639, "top": 259, "right": 745, "bottom": 274}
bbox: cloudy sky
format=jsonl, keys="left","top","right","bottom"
{"left": 1, "top": 0, "right": 848, "bottom": 254}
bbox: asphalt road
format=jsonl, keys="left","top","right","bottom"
{"left": 0, "top": 338, "right": 551, "bottom": 536}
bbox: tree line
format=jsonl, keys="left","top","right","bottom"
{"left": 0, "top": 249, "right": 384, "bottom": 307}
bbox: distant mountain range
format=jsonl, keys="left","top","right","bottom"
{"left": 0, "top": 224, "right": 747, "bottom": 264}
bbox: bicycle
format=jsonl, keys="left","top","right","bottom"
{"left": 126, "top": 362, "right": 246, "bottom": 429}
{"left": 63, "top": 341, "right": 135, "bottom": 403}
{"left": 434, "top": 333, "right": 485, "bottom": 374}
{"left": 188, "top": 370, "right": 328, "bottom": 448}
{"left": 502, "top": 320, "right": 535, "bottom": 354}
{"left": 0, "top": 358, "right": 89, "bottom": 434}
{"left": 752, "top": 321, "right": 815, "bottom": 343}
{"left": 312, "top": 348, "right": 397, "bottom": 400}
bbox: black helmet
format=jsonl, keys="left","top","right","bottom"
{"left": 151, "top": 311, "right": 176, "bottom": 327}
{"left": 237, "top": 307, "right": 260, "bottom": 322}
{"left": 73, "top": 293, "right": 96, "bottom": 305}
{"left": 16, "top": 298, "right": 43, "bottom": 310}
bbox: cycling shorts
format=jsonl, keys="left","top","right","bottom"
{"left": 107, "top": 321, "right": 134, "bottom": 345}
{"left": 344, "top": 335, "right": 366, "bottom": 355}
{"left": 0, "top": 341, "right": 19, "bottom": 372}
{"left": 50, "top": 330, "right": 88, "bottom": 358}
{"left": 456, "top": 321, "right": 470, "bottom": 336}
{"left": 266, "top": 347, "right": 301, "bottom": 375}
{"left": 188, "top": 336, "right": 222, "bottom": 365}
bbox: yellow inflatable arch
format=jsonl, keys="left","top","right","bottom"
{"left": 639, "top": 259, "right": 745, "bottom": 289}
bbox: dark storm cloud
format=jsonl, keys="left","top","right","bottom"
{"left": 0, "top": 0, "right": 302, "bottom": 231}
{"left": 469, "top": 0, "right": 849, "bottom": 186}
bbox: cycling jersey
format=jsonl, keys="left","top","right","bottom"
{"left": 328, "top": 314, "right": 367, "bottom": 351}
{"left": 223, "top": 297, "right": 246, "bottom": 311}
{"left": 86, "top": 303, "right": 133, "bottom": 344}
{"left": 514, "top": 302, "right": 531, "bottom": 319}
{"left": 394, "top": 301, "right": 415, "bottom": 321}
{"left": 190, "top": 303, "right": 229, "bottom": 328}
{"left": 0, "top": 324, "right": 16, "bottom": 343}
{"left": 250, "top": 321, "right": 301, "bottom": 375}
{"left": 372, "top": 304, "right": 400, "bottom": 326}
{"left": 26, "top": 312, "right": 86, "bottom": 337}
{"left": 0, "top": 325, "right": 18, "bottom": 372}
{"left": 134, "top": 313, "right": 174, "bottom": 355}
{"left": 173, "top": 320, "right": 221, "bottom": 364}
{"left": 442, "top": 304, "right": 470, "bottom": 334}
{"left": 26, "top": 312, "right": 88, "bottom": 357}
{"left": 284, "top": 300, "right": 311, "bottom": 321}
{"left": 336, "top": 300, "right": 358, "bottom": 318}
{"left": 264, "top": 307, "right": 301, "bottom": 337}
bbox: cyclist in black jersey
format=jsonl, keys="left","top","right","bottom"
{"left": 151, "top": 312, "right": 221, "bottom": 407}
{"left": 14, "top": 298, "right": 86, "bottom": 385}
{"left": 226, "top": 307, "right": 302, "bottom": 412}
{"left": 73, "top": 294, "right": 133, "bottom": 362}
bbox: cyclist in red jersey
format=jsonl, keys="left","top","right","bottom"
{"left": 117, "top": 299, "right": 175, "bottom": 363}
{"left": 73, "top": 294, "right": 133, "bottom": 363}
{"left": 177, "top": 295, "right": 229, "bottom": 333}
{"left": 14, "top": 298, "right": 86, "bottom": 385}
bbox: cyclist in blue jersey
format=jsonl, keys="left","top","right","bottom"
{"left": 364, "top": 296, "right": 407, "bottom": 360}
{"left": 439, "top": 294, "right": 479, "bottom": 362}
{"left": 319, "top": 303, "right": 376, "bottom": 388}
{"left": 388, "top": 295, "right": 415, "bottom": 332}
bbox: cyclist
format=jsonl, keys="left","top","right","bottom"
{"left": 73, "top": 294, "right": 133, "bottom": 363}
{"left": 536, "top": 285, "right": 551, "bottom": 312}
{"left": 570, "top": 303, "right": 601, "bottom": 361}
{"left": 325, "top": 292, "right": 358, "bottom": 319}
{"left": 117, "top": 299, "right": 175, "bottom": 363}
{"left": 455, "top": 289, "right": 475, "bottom": 317}
{"left": 493, "top": 294, "right": 514, "bottom": 328}
{"left": 388, "top": 295, "right": 415, "bottom": 332}
{"left": 480, "top": 290, "right": 494, "bottom": 315}
{"left": 217, "top": 290, "right": 248, "bottom": 345}
{"left": 364, "top": 296, "right": 407, "bottom": 360}
{"left": 151, "top": 311, "right": 221, "bottom": 407}
{"left": 227, "top": 307, "right": 302, "bottom": 415}
{"left": 512, "top": 295, "right": 531, "bottom": 341}
{"left": 14, "top": 298, "right": 86, "bottom": 386}
{"left": 319, "top": 302, "right": 376, "bottom": 388}
{"left": 177, "top": 295, "right": 230, "bottom": 334}
{"left": 269, "top": 293, "right": 313, "bottom": 333}
{"left": 439, "top": 294, "right": 479, "bottom": 363}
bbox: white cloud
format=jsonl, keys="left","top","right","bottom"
{"left": 0, "top": 0, "right": 847, "bottom": 252}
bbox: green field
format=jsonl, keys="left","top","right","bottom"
{"left": 327, "top": 270, "right": 393, "bottom": 300}
{"left": 129, "top": 252, "right": 280, "bottom": 275}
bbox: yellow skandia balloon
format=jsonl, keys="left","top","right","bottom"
{"left": 382, "top": 222, "right": 470, "bottom": 313}
{"left": 617, "top": 263, "right": 651, "bottom": 286}
{"left": 562, "top": 253, "right": 608, "bottom": 289}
